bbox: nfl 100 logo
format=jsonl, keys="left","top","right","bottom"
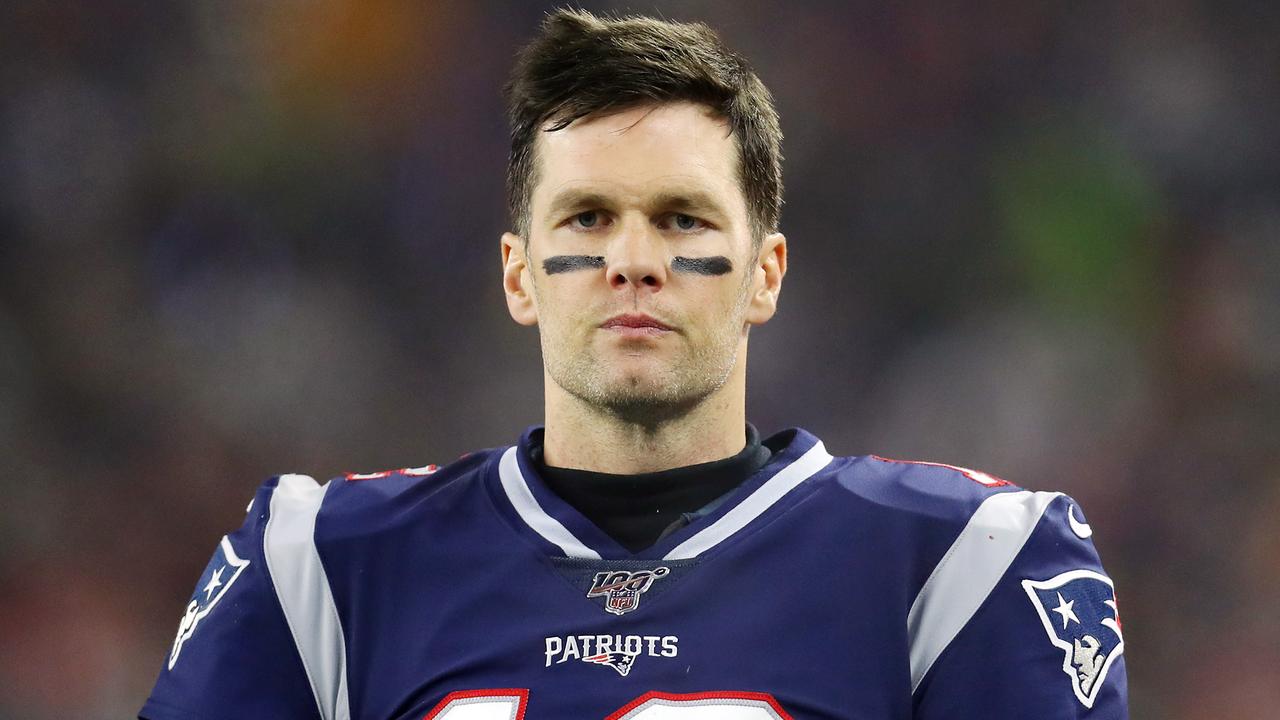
{"left": 586, "top": 567, "right": 670, "bottom": 616}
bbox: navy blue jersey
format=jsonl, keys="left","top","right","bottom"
{"left": 141, "top": 428, "right": 1128, "bottom": 719}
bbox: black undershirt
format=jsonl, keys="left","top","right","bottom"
{"left": 530, "top": 425, "right": 772, "bottom": 553}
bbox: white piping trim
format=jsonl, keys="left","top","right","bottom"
{"left": 497, "top": 447, "right": 601, "bottom": 559}
{"left": 264, "top": 474, "right": 351, "bottom": 720}
{"left": 663, "top": 441, "right": 834, "bottom": 561}
{"left": 907, "top": 490, "right": 1061, "bottom": 692}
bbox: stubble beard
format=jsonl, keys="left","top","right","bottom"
{"left": 540, "top": 281, "right": 750, "bottom": 427}
{"left": 545, "top": 328, "right": 740, "bottom": 426}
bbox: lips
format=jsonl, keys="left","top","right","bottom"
{"left": 600, "top": 314, "right": 673, "bottom": 332}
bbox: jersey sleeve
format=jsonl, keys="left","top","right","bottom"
{"left": 139, "top": 476, "right": 323, "bottom": 720}
{"left": 911, "top": 492, "right": 1128, "bottom": 719}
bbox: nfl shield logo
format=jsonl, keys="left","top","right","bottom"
{"left": 587, "top": 567, "right": 670, "bottom": 616}
{"left": 607, "top": 588, "right": 638, "bottom": 614}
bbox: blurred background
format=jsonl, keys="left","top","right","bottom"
{"left": 1, "top": 0, "right": 1277, "bottom": 717}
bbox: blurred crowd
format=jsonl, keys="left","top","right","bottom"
{"left": 1, "top": 1, "right": 1277, "bottom": 717}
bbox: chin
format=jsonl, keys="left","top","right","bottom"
{"left": 600, "top": 370, "right": 724, "bottom": 415}
{"left": 597, "top": 370, "right": 668, "bottom": 399}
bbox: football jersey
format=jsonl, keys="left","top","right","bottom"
{"left": 140, "top": 427, "right": 1128, "bottom": 719}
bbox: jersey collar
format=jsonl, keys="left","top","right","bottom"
{"left": 492, "top": 426, "right": 834, "bottom": 561}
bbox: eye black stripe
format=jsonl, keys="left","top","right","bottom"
{"left": 542, "top": 255, "right": 606, "bottom": 274}
{"left": 541, "top": 255, "right": 734, "bottom": 276}
{"left": 671, "top": 256, "right": 733, "bottom": 275}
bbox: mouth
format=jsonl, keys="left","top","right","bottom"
{"left": 600, "top": 313, "right": 674, "bottom": 337}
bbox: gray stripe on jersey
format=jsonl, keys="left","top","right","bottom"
{"left": 663, "top": 440, "right": 834, "bottom": 561}
{"left": 907, "top": 489, "right": 1061, "bottom": 693}
{"left": 264, "top": 473, "right": 351, "bottom": 720}
{"left": 499, "top": 447, "right": 602, "bottom": 559}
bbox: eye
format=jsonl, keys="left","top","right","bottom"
{"left": 573, "top": 211, "right": 599, "bottom": 228}
{"left": 662, "top": 213, "right": 708, "bottom": 232}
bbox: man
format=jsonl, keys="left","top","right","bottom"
{"left": 142, "top": 10, "right": 1127, "bottom": 719}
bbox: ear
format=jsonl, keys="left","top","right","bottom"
{"left": 745, "top": 232, "right": 786, "bottom": 326}
{"left": 501, "top": 232, "right": 538, "bottom": 326}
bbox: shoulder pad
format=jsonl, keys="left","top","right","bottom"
{"left": 832, "top": 454, "right": 1024, "bottom": 527}
{"left": 318, "top": 448, "right": 497, "bottom": 519}
{"left": 343, "top": 464, "right": 439, "bottom": 481}
{"left": 870, "top": 455, "right": 1014, "bottom": 488}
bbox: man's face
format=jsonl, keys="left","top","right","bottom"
{"left": 502, "top": 101, "right": 783, "bottom": 421}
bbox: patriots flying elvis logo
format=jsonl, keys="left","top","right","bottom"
{"left": 168, "top": 535, "right": 250, "bottom": 669}
{"left": 583, "top": 651, "right": 638, "bottom": 676}
{"left": 1022, "top": 569, "right": 1124, "bottom": 708}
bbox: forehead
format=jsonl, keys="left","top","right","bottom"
{"left": 530, "top": 102, "right": 744, "bottom": 218}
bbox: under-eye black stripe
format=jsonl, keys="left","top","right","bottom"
{"left": 672, "top": 256, "right": 733, "bottom": 275}
{"left": 543, "top": 255, "right": 605, "bottom": 274}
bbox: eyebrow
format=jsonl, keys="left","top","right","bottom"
{"left": 543, "top": 188, "right": 730, "bottom": 221}
{"left": 648, "top": 191, "right": 728, "bottom": 219}
{"left": 545, "top": 191, "right": 614, "bottom": 219}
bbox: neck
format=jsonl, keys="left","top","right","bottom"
{"left": 541, "top": 349, "right": 748, "bottom": 474}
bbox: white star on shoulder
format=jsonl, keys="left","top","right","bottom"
{"left": 1052, "top": 591, "right": 1080, "bottom": 629}
{"left": 203, "top": 563, "right": 226, "bottom": 597}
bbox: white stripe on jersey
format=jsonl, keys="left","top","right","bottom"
{"left": 907, "top": 490, "right": 1061, "bottom": 693}
{"left": 499, "top": 447, "right": 602, "bottom": 559}
{"left": 264, "top": 473, "right": 351, "bottom": 720}
{"left": 663, "top": 440, "right": 834, "bottom": 560}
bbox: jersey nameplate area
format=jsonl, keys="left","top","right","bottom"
{"left": 168, "top": 536, "right": 250, "bottom": 669}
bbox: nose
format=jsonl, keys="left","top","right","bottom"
{"left": 606, "top": 220, "right": 667, "bottom": 292}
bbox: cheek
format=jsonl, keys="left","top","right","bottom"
{"left": 709, "top": 273, "right": 752, "bottom": 311}
{"left": 682, "top": 282, "right": 748, "bottom": 336}
{"left": 535, "top": 280, "right": 596, "bottom": 331}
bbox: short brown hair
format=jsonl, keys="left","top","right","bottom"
{"left": 505, "top": 9, "right": 783, "bottom": 242}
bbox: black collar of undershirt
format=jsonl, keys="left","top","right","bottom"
{"left": 529, "top": 424, "right": 772, "bottom": 553}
